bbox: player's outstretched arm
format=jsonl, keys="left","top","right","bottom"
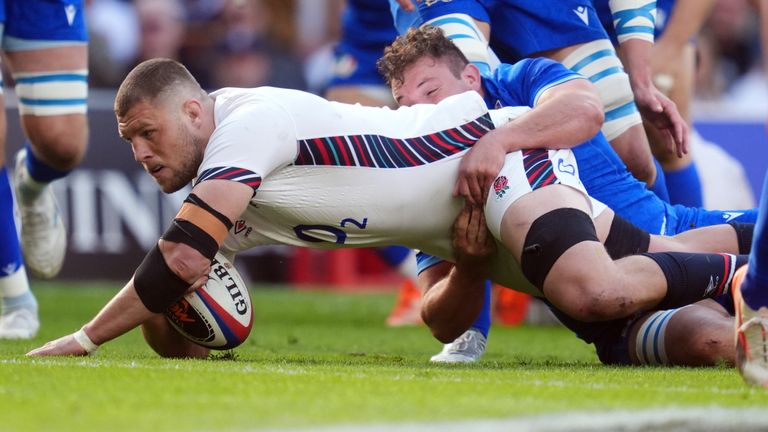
{"left": 419, "top": 205, "right": 495, "bottom": 342}
{"left": 27, "top": 180, "right": 253, "bottom": 357}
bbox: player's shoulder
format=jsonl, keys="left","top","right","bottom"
{"left": 211, "top": 87, "right": 330, "bottom": 123}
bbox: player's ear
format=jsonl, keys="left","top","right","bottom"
{"left": 461, "top": 64, "right": 482, "bottom": 90}
{"left": 183, "top": 98, "right": 204, "bottom": 126}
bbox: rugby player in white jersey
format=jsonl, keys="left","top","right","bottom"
{"left": 27, "top": 58, "right": 748, "bottom": 358}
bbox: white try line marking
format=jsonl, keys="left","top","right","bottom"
{"left": 264, "top": 407, "right": 768, "bottom": 432}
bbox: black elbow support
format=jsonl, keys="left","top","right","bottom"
{"left": 134, "top": 245, "right": 191, "bottom": 313}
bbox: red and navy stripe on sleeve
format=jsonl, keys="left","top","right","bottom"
{"left": 195, "top": 167, "right": 262, "bottom": 194}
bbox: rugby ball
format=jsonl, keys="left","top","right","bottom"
{"left": 165, "top": 252, "right": 253, "bottom": 349}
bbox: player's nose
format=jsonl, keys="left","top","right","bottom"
{"left": 131, "top": 140, "right": 153, "bottom": 162}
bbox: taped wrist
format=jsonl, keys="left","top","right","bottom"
{"left": 134, "top": 244, "right": 190, "bottom": 313}
{"left": 73, "top": 327, "right": 99, "bottom": 354}
{"left": 185, "top": 193, "right": 234, "bottom": 230}
{"left": 161, "top": 220, "right": 218, "bottom": 260}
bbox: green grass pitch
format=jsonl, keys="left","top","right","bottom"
{"left": 1, "top": 282, "right": 767, "bottom": 431}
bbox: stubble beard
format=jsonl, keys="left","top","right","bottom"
{"left": 163, "top": 127, "right": 206, "bottom": 193}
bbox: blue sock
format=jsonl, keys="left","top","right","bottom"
{"left": 0, "top": 167, "right": 23, "bottom": 277}
{"left": 665, "top": 162, "right": 703, "bottom": 207}
{"left": 376, "top": 246, "right": 412, "bottom": 267}
{"left": 742, "top": 172, "right": 768, "bottom": 309}
{"left": 469, "top": 280, "right": 492, "bottom": 339}
{"left": 24, "top": 141, "right": 69, "bottom": 183}
{"left": 649, "top": 158, "right": 671, "bottom": 203}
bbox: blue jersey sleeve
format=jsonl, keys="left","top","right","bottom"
{"left": 483, "top": 58, "right": 585, "bottom": 108}
{"left": 415, "top": 251, "right": 445, "bottom": 275}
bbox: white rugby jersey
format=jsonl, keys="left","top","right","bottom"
{"left": 198, "top": 87, "right": 567, "bottom": 294}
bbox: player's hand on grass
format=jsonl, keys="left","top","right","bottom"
{"left": 26, "top": 333, "right": 89, "bottom": 357}
{"left": 453, "top": 135, "right": 506, "bottom": 205}
{"left": 452, "top": 204, "right": 496, "bottom": 272}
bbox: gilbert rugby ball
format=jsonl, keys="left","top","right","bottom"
{"left": 165, "top": 252, "right": 253, "bottom": 349}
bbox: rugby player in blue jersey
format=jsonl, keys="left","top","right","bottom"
{"left": 378, "top": 26, "right": 757, "bottom": 365}
{"left": 392, "top": 0, "right": 683, "bottom": 202}
{"left": 0, "top": 0, "right": 89, "bottom": 339}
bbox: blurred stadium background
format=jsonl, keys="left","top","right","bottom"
{"left": 3, "top": 0, "right": 766, "bottom": 286}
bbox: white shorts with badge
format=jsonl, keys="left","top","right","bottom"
{"left": 484, "top": 148, "right": 608, "bottom": 240}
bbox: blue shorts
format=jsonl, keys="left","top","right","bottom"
{"left": 540, "top": 298, "right": 635, "bottom": 365}
{"left": 0, "top": 0, "right": 88, "bottom": 51}
{"left": 413, "top": 0, "right": 609, "bottom": 61}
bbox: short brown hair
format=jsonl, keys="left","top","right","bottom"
{"left": 377, "top": 26, "right": 470, "bottom": 87}
{"left": 114, "top": 58, "right": 203, "bottom": 117}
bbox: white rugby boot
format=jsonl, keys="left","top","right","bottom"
{"left": 430, "top": 328, "right": 487, "bottom": 363}
{"left": 0, "top": 308, "right": 39, "bottom": 339}
{"left": 733, "top": 265, "right": 768, "bottom": 387}
{"left": 13, "top": 149, "right": 66, "bottom": 279}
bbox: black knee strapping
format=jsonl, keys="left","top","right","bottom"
{"left": 604, "top": 215, "right": 651, "bottom": 259}
{"left": 728, "top": 222, "right": 754, "bottom": 255}
{"left": 521, "top": 208, "right": 599, "bottom": 289}
{"left": 134, "top": 245, "right": 190, "bottom": 313}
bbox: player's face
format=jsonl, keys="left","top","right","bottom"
{"left": 393, "top": 56, "right": 474, "bottom": 106}
{"left": 117, "top": 99, "right": 205, "bottom": 193}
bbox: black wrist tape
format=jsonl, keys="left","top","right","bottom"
{"left": 161, "top": 219, "right": 218, "bottom": 260}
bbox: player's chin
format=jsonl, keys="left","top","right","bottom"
{"left": 158, "top": 177, "right": 188, "bottom": 194}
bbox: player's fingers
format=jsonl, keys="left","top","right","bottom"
{"left": 468, "top": 176, "right": 484, "bottom": 205}
{"left": 676, "top": 119, "right": 689, "bottom": 157}
{"left": 454, "top": 178, "right": 467, "bottom": 198}
{"left": 187, "top": 275, "right": 209, "bottom": 294}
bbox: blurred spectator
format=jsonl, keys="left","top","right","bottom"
{"left": 695, "top": 0, "right": 767, "bottom": 115}
{"left": 183, "top": 0, "right": 306, "bottom": 90}
{"left": 87, "top": 0, "right": 139, "bottom": 87}
{"left": 134, "top": 0, "right": 187, "bottom": 63}
{"left": 211, "top": 39, "right": 307, "bottom": 89}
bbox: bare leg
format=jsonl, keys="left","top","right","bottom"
{"left": 5, "top": 46, "right": 89, "bottom": 170}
